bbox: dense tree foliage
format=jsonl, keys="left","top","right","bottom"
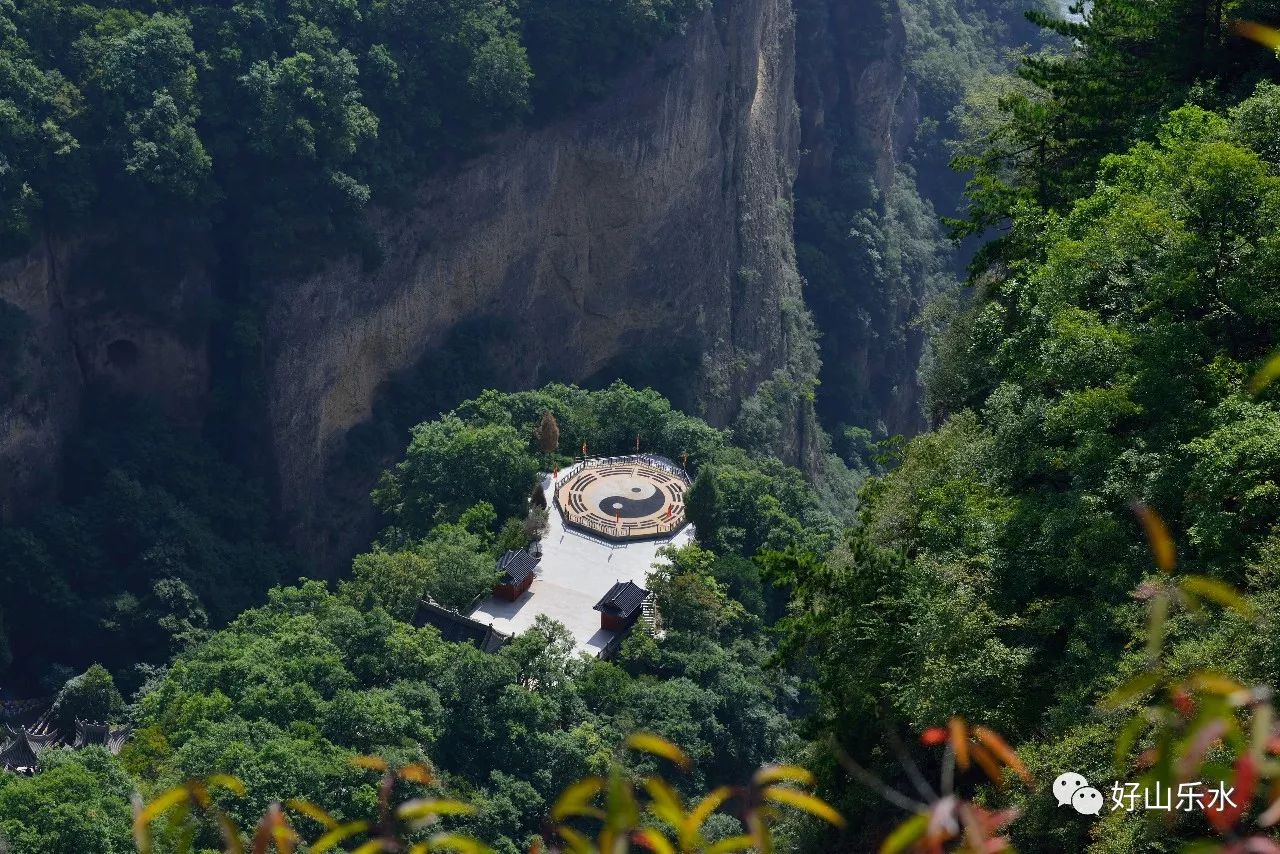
{"left": 780, "top": 0, "right": 1280, "bottom": 841}
{"left": 0, "top": 748, "right": 135, "bottom": 852}
{"left": 0, "top": 383, "right": 835, "bottom": 850}
{"left": 951, "top": 0, "right": 1280, "bottom": 242}
{"left": 13, "top": 0, "right": 1280, "bottom": 848}
{"left": 0, "top": 400, "right": 292, "bottom": 694}
{"left": 0, "top": 0, "right": 706, "bottom": 268}
{"left": 51, "top": 663, "right": 125, "bottom": 730}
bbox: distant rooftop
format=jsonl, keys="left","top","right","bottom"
{"left": 416, "top": 598, "right": 511, "bottom": 653}
{"left": 594, "top": 580, "right": 649, "bottom": 619}
{"left": 0, "top": 711, "right": 131, "bottom": 774}
{"left": 468, "top": 454, "right": 695, "bottom": 657}
{"left": 498, "top": 548, "right": 539, "bottom": 586}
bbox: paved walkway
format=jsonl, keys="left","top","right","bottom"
{"left": 469, "top": 459, "right": 695, "bottom": 656}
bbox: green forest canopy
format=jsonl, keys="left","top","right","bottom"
{"left": 8, "top": 0, "right": 1280, "bottom": 848}
{"left": 0, "top": 0, "right": 706, "bottom": 269}
{"left": 0, "top": 383, "right": 837, "bottom": 852}
{"left": 780, "top": 0, "right": 1280, "bottom": 847}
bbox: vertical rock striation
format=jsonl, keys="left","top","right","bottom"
{"left": 0, "top": 236, "right": 211, "bottom": 522}
{"left": 794, "top": 0, "right": 939, "bottom": 439}
{"left": 0, "top": 0, "right": 805, "bottom": 572}
{"left": 257, "top": 0, "right": 806, "bottom": 567}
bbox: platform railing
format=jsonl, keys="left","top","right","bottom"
{"left": 550, "top": 455, "right": 691, "bottom": 542}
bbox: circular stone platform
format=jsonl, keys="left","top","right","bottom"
{"left": 554, "top": 456, "right": 691, "bottom": 541}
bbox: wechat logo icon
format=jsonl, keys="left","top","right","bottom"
{"left": 1055, "top": 772, "right": 1104, "bottom": 816}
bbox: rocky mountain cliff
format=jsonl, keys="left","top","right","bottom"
{"left": 0, "top": 0, "right": 811, "bottom": 570}
{"left": 265, "top": 0, "right": 806, "bottom": 565}
{"left": 0, "top": 234, "right": 213, "bottom": 520}
{"left": 794, "top": 0, "right": 936, "bottom": 440}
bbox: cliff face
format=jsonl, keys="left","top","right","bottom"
{"left": 794, "top": 0, "right": 938, "bottom": 439}
{"left": 796, "top": 0, "right": 910, "bottom": 195}
{"left": 0, "top": 236, "right": 211, "bottom": 522}
{"left": 266, "top": 0, "right": 802, "bottom": 566}
{"left": 0, "top": 0, "right": 805, "bottom": 568}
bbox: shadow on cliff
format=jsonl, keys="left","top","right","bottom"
{"left": 312, "top": 317, "right": 707, "bottom": 577}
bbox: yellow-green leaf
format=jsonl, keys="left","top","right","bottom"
{"left": 1180, "top": 575, "right": 1255, "bottom": 617}
{"left": 270, "top": 824, "right": 299, "bottom": 854}
{"left": 309, "top": 820, "right": 370, "bottom": 853}
{"left": 398, "top": 763, "right": 435, "bottom": 785}
{"left": 687, "top": 786, "right": 732, "bottom": 834}
{"left": 286, "top": 799, "right": 338, "bottom": 830}
{"left": 351, "top": 755, "right": 389, "bottom": 772}
{"left": 761, "top": 786, "right": 845, "bottom": 827}
{"left": 1101, "top": 669, "right": 1164, "bottom": 709}
{"left": 425, "top": 831, "right": 493, "bottom": 854}
{"left": 642, "top": 777, "right": 685, "bottom": 829}
{"left": 626, "top": 733, "right": 692, "bottom": 771}
{"left": 134, "top": 786, "right": 191, "bottom": 829}
{"left": 706, "top": 835, "right": 757, "bottom": 854}
{"left": 1132, "top": 503, "right": 1176, "bottom": 571}
{"left": 214, "top": 812, "right": 245, "bottom": 854}
{"left": 631, "top": 827, "right": 676, "bottom": 854}
{"left": 752, "top": 764, "right": 815, "bottom": 787}
{"left": 1190, "top": 671, "right": 1248, "bottom": 696}
{"left": 207, "top": 774, "right": 246, "bottom": 797}
{"left": 396, "top": 799, "right": 478, "bottom": 822}
{"left": 550, "top": 777, "right": 605, "bottom": 821}
{"left": 1248, "top": 348, "right": 1280, "bottom": 394}
{"left": 879, "top": 813, "right": 928, "bottom": 854}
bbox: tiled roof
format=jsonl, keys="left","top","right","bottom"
{"left": 0, "top": 732, "right": 47, "bottom": 772}
{"left": 593, "top": 580, "right": 649, "bottom": 618}
{"left": 416, "top": 599, "right": 512, "bottom": 653}
{"left": 0, "top": 714, "right": 133, "bottom": 773}
{"left": 73, "top": 720, "right": 132, "bottom": 753}
{"left": 497, "top": 549, "right": 539, "bottom": 586}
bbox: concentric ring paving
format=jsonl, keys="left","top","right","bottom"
{"left": 554, "top": 456, "right": 690, "bottom": 541}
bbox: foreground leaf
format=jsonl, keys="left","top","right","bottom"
{"left": 551, "top": 777, "right": 605, "bottom": 821}
{"left": 1248, "top": 348, "right": 1280, "bottom": 393}
{"left": 761, "top": 786, "right": 845, "bottom": 827}
{"left": 1132, "top": 503, "right": 1176, "bottom": 571}
{"left": 626, "top": 733, "right": 692, "bottom": 771}
{"left": 879, "top": 813, "right": 928, "bottom": 854}
{"left": 753, "top": 764, "right": 816, "bottom": 787}
{"left": 1180, "top": 575, "right": 1255, "bottom": 617}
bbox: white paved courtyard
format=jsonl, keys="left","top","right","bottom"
{"left": 469, "top": 458, "right": 695, "bottom": 656}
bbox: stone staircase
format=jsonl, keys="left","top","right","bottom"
{"left": 640, "top": 595, "right": 660, "bottom": 636}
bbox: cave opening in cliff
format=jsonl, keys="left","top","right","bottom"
{"left": 106, "top": 338, "right": 140, "bottom": 371}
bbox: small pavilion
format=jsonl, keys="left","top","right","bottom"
{"left": 593, "top": 580, "right": 649, "bottom": 632}
{"left": 494, "top": 548, "right": 539, "bottom": 601}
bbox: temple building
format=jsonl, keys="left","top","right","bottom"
{"left": 494, "top": 548, "right": 539, "bottom": 601}
{"left": 415, "top": 598, "right": 511, "bottom": 653}
{"left": 0, "top": 711, "right": 131, "bottom": 774}
{"left": 464, "top": 454, "right": 691, "bottom": 658}
{"left": 594, "top": 580, "right": 650, "bottom": 632}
